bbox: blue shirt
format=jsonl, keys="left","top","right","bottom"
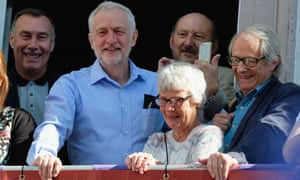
{"left": 223, "top": 79, "right": 271, "bottom": 152}
{"left": 18, "top": 81, "right": 48, "bottom": 125}
{"left": 26, "top": 60, "right": 164, "bottom": 165}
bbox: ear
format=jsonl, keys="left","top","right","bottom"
{"left": 88, "top": 33, "right": 95, "bottom": 50}
{"left": 9, "top": 32, "right": 15, "bottom": 48}
{"left": 271, "top": 55, "right": 281, "bottom": 72}
{"left": 131, "top": 29, "right": 138, "bottom": 47}
{"left": 211, "top": 38, "right": 219, "bottom": 54}
{"left": 50, "top": 39, "right": 55, "bottom": 52}
{"left": 169, "top": 33, "right": 174, "bottom": 49}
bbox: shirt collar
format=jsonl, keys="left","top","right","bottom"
{"left": 236, "top": 78, "right": 272, "bottom": 102}
{"left": 16, "top": 70, "right": 49, "bottom": 86}
{"left": 90, "top": 59, "right": 146, "bottom": 86}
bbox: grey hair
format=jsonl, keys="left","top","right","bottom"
{"left": 158, "top": 61, "right": 207, "bottom": 105}
{"left": 228, "top": 24, "right": 281, "bottom": 76}
{"left": 88, "top": 1, "right": 136, "bottom": 35}
{"left": 10, "top": 8, "right": 56, "bottom": 40}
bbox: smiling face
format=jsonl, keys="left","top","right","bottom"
{"left": 159, "top": 90, "right": 199, "bottom": 130}
{"left": 169, "top": 13, "right": 218, "bottom": 63}
{"left": 9, "top": 14, "right": 54, "bottom": 80}
{"left": 231, "top": 34, "right": 279, "bottom": 95}
{"left": 88, "top": 8, "right": 137, "bottom": 67}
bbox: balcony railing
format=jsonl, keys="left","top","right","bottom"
{"left": 1, "top": 164, "right": 299, "bottom": 180}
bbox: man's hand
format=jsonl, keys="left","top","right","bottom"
{"left": 199, "top": 152, "right": 239, "bottom": 180}
{"left": 158, "top": 55, "right": 220, "bottom": 98}
{"left": 211, "top": 112, "right": 234, "bottom": 133}
{"left": 32, "top": 154, "right": 63, "bottom": 180}
{"left": 157, "top": 57, "right": 174, "bottom": 71}
{"left": 193, "top": 54, "right": 220, "bottom": 98}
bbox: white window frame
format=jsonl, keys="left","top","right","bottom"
{"left": 0, "top": 0, "right": 12, "bottom": 61}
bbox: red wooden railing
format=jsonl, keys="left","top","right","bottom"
{"left": 1, "top": 164, "right": 299, "bottom": 180}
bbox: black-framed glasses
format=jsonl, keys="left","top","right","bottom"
{"left": 227, "top": 56, "right": 265, "bottom": 67}
{"left": 155, "top": 95, "right": 192, "bottom": 107}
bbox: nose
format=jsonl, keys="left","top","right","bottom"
{"left": 107, "top": 31, "right": 117, "bottom": 43}
{"left": 164, "top": 102, "right": 176, "bottom": 111}
{"left": 28, "top": 37, "right": 39, "bottom": 49}
{"left": 184, "top": 35, "right": 193, "bottom": 45}
{"left": 236, "top": 61, "right": 248, "bottom": 72}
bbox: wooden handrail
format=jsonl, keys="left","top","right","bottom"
{"left": 1, "top": 164, "right": 299, "bottom": 180}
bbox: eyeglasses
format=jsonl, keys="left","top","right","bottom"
{"left": 227, "top": 56, "right": 265, "bottom": 67}
{"left": 155, "top": 95, "right": 192, "bottom": 107}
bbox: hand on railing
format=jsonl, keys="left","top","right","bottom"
{"left": 32, "top": 153, "right": 62, "bottom": 180}
{"left": 125, "top": 152, "right": 159, "bottom": 174}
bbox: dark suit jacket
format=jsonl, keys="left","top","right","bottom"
{"left": 227, "top": 76, "right": 300, "bottom": 163}
{"left": 4, "top": 66, "right": 60, "bottom": 107}
{"left": 4, "top": 66, "right": 70, "bottom": 164}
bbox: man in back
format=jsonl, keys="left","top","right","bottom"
{"left": 159, "top": 12, "right": 235, "bottom": 120}
{"left": 6, "top": 8, "right": 60, "bottom": 125}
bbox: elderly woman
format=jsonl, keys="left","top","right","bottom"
{"left": 0, "top": 51, "right": 36, "bottom": 165}
{"left": 125, "top": 61, "right": 223, "bottom": 174}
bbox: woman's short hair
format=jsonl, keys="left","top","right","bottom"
{"left": 158, "top": 61, "right": 207, "bottom": 105}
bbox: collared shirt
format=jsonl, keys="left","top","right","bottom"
{"left": 223, "top": 79, "right": 271, "bottom": 152}
{"left": 5, "top": 66, "right": 58, "bottom": 125}
{"left": 18, "top": 82, "right": 48, "bottom": 125}
{"left": 26, "top": 59, "right": 164, "bottom": 165}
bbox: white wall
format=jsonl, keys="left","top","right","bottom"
{"left": 293, "top": 0, "right": 300, "bottom": 85}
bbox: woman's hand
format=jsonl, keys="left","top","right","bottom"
{"left": 125, "top": 152, "right": 157, "bottom": 174}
